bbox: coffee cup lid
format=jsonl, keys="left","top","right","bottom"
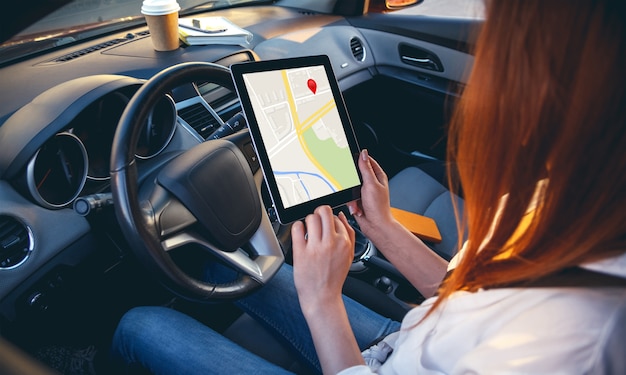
{"left": 141, "top": 0, "right": 180, "bottom": 15}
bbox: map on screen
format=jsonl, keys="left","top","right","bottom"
{"left": 241, "top": 65, "right": 360, "bottom": 209}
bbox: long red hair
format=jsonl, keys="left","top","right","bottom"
{"left": 435, "top": 0, "right": 626, "bottom": 308}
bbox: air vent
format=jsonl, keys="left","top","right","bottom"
{"left": 298, "top": 10, "right": 320, "bottom": 16}
{"left": 53, "top": 38, "right": 127, "bottom": 62}
{"left": 0, "top": 215, "right": 33, "bottom": 269}
{"left": 178, "top": 103, "right": 222, "bottom": 139}
{"left": 40, "top": 32, "right": 145, "bottom": 65}
{"left": 350, "top": 37, "right": 365, "bottom": 62}
{"left": 210, "top": 91, "right": 238, "bottom": 113}
{"left": 212, "top": 93, "right": 241, "bottom": 121}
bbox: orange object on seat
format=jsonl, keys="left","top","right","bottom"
{"left": 390, "top": 207, "right": 442, "bottom": 243}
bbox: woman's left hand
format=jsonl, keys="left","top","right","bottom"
{"left": 291, "top": 205, "right": 355, "bottom": 315}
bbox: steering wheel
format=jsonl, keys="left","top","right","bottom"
{"left": 110, "top": 62, "right": 284, "bottom": 301}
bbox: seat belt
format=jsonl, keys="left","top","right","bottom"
{"left": 440, "top": 267, "right": 626, "bottom": 291}
{"left": 487, "top": 267, "right": 626, "bottom": 289}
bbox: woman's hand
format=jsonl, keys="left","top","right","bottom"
{"left": 348, "top": 150, "right": 449, "bottom": 298}
{"left": 291, "top": 206, "right": 365, "bottom": 373}
{"left": 291, "top": 205, "right": 355, "bottom": 314}
{"left": 346, "top": 150, "right": 396, "bottom": 243}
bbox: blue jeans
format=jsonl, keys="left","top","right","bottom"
{"left": 111, "top": 264, "right": 401, "bottom": 374}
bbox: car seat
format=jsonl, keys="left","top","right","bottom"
{"left": 387, "top": 165, "right": 464, "bottom": 261}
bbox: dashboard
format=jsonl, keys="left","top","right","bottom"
{"left": 0, "top": 4, "right": 475, "bottom": 322}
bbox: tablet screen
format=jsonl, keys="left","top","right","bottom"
{"left": 231, "top": 55, "right": 361, "bottom": 223}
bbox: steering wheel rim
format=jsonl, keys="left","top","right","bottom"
{"left": 110, "top": 62, "right": 284, "bottom": 301}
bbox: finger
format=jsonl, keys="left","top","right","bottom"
{"left": 315, "top": 205, "right": 335, "bottom": 238}
{"left": 304, "top": 210, "right": 323, "bottom": 241}
{"left": 358, "top": 149, "right": 378, "bottom": 186}
{"left": 346, "top": 200, "right": 362, "bottom": 217}
{"left": 367, "top": 156, "right": 388, "bottom": 186}
{"left": 291, "top": 220, "right": 307, "bottom": 249}
{"left": 338, "top": 211, "right": 355, "bottom": 243}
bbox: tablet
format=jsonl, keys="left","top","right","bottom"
{"left": 231, "top": 55, "right": 362, "bottom": 224}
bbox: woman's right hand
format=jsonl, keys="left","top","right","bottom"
{"left": 346, "top": 150, "right": 396, "bottom": 242}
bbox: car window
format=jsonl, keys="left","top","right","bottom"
{"left": 0, "top": 0, "right": 277, "bottom": 65}
{"left": 397, "top": 0, "right": 485, "bottom": 19}
{"left": 15, "top": 0, "right": 265, "bottom": 38}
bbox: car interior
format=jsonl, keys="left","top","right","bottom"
{"left": 0, "top": 0, "right": 481, "bottom": 373}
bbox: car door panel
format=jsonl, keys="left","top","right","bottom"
{"left": 344, "top": 14, "right": 480, "bottom": 176}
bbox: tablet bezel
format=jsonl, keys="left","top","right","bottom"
{"left": 231, "top": 55, "right": 362, "bottom": 224}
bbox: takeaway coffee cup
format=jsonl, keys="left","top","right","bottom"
{"left": 141, "top": 0, "right": 181, "bottom": 51}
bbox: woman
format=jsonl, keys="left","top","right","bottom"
{"left": 112, "top": 0, "right": 626, "bottom": 373}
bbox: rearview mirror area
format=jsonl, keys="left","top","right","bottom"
{"left": 387, "top": 0, "right": 422, "bottom": 8}
{"left": 368, "top": 0, "right": 422, "bottom": 13}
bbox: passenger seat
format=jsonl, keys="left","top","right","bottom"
{"left": 388, "top": 166, "right": 464, "bottom": 261}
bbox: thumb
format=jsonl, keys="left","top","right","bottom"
{"left": 358, "top": 149, "right": 386, "bottom": 187}
{"left": 358, "top": 149, "right": 376, "bottom": 185}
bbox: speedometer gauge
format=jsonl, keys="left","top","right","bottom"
{"left": 72, "top": 91, "right": 128, "bottom": 180}
{"left": 71, "top": 92, "right": 177, "bottom": 180}
{"left": 26, "top": 133, "right": 88, "bottom": 209}
{"left": 135, "top": 94, "right": 177, "bottom": 159}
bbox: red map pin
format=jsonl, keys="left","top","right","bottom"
{"left": 307, "top": 79, "right": 317, "bottom": 94}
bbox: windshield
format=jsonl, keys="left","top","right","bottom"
{"left": 0, "top": 0, "right": 268, "bottom": 64}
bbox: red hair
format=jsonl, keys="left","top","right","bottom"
{"left": 434, "top": 0, "right": 626, "bottom": 308}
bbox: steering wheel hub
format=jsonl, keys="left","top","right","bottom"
{"left": 157, "top": 140, "right": 261, "bottom": 251}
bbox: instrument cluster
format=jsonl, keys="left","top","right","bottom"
{"left": 25, "top": 88, "right": 177, "bottom": 209}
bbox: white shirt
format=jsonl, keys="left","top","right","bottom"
{"left": 338, "top": 252, "right": 626, "bottom": 375}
